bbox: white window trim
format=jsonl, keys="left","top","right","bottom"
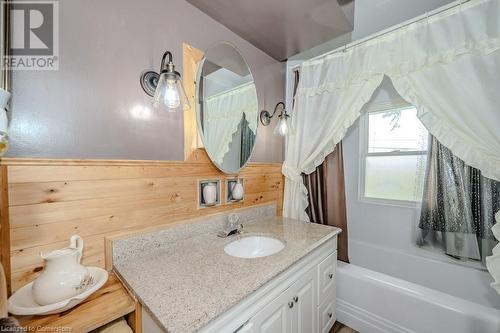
{"left": 358, "top": 101, "right": 427, "bottom": 208}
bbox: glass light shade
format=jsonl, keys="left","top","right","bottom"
{"left": 153, "top": 72, "right": 190, "bottom": 112}
{"left": 274, "top": 114, "right": 293, "bottom": 136}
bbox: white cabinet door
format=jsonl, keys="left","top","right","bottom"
{"left": 290, "top": 268, "right": 317, "bottom": 333}
{"left": 250, "top": 268, "right": 318, "bottom": 333}
{"left": 249, "top": 286, "right": 293, "bottom": 333}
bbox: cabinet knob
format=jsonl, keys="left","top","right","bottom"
{"left": 328, "top": 273, "right": 333, "bottom": 279}
{"left": 293, "top": 296, "right": 299, "bottom": 303}
{"left": 328, "top": 313, "right": 333, "bottom": 318}
{"left": 288, "top": 301, "right": 294, "bottom": 308}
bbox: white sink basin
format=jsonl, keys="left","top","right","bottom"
{"left": 224, "top": 236, "right": 285, "bottom": 259}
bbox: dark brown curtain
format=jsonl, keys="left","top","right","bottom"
{"left": 303, "top": 163, "right": 327, "bottom": 224}
{"left": 303, "top": 144, "right": 349, "bottom": 262}
{"left": 327, "top": 144, "right": 349, "bottom": 263}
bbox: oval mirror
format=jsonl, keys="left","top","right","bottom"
{"left": 196, "top": 42, "right": 258, "bottom": 174}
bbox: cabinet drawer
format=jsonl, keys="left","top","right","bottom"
{"left": 318, "top": 288, "right": 336, "bottom": 333}
{"left": 317, "top": 251, "right": 336, "bottom": 305}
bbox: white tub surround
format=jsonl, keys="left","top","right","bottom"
{"left": 112, "top": 210, "right": 340, "bottom": 333}
{"left": 349, "top": 239, "right": 500, "bottom": 309}
{"left": 336, "top": 262, "right": 500, "bottom": 333}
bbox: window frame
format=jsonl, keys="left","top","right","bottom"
{"left": 358, "top": 102, "right": 428, "bottom": 207}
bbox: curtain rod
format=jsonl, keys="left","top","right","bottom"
{"left": 291, "top": 0, "right": 473, "bottom": 71}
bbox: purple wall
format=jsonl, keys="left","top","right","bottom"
{"left": 8, "top": 0, "right": 285, "bottom": 162}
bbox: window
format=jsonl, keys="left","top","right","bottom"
{"left": 360, "top": 106, "right": 429, "bottom": 204}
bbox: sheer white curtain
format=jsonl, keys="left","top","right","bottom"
{"left": 283, "top": 73, "right": 384, "bottom": 221}
{"left": 204, "top": 83, "right": 258, "bottom": 164}
{"left": 284, "top": 0, "right": 500, "bottom": 220}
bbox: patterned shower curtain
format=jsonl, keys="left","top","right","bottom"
{"left": 417, "top": 136, "right": 500, "bottom": 263}
{"left": 240, "top": 113, "right": 255, "bottom": 168}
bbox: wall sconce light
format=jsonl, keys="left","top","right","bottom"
{"left": 140, "top": 51, "right": 190, "bottom": 112}
{"left": 260, "top": 102, "right": 293, "bottom": 136}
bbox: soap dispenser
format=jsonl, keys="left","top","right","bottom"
{"left": 230, "top": 177, "right": 244, "bottom": 201}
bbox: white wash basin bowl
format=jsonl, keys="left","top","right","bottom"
{"left": 224, "top": 236, "right": 285, "bottom": 259}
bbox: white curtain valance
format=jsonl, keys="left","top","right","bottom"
{"left": 204, "top": 83, "right": 258, "bottom": 164}
{"left": 284, "top": 0, "right": 500, "bottom": 220}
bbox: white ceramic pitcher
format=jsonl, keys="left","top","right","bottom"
{"left": 32, "top": 235, "right": 92, "bottom": 306}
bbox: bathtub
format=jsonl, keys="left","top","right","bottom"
{"left": 336, "top": 262, "right": 500, "bottom": 333}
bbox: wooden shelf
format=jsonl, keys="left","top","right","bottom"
{"left": 17, "top": 273, "right": 136, "bottom": 333}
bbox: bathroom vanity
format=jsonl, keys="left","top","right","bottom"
{"left": 112, "top": 206, "right": 340, "bottom": 333}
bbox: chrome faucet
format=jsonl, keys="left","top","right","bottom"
{"left": 217, "top": 213, "right": 243, "bottom": 238}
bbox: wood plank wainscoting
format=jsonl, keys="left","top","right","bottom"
{"left": 0, "top": 154, "right": 283, "bottom": 331}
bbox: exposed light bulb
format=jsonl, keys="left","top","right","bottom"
{"left": 276, "top": 118, "right": 288, "bottom": 136}
{"left": 152, "top": 73, "right": 189, "bottom": 112}
{"left": 164, "top": 79, "right": 181, "bottom": 109}
{"left": 274, "top": 114, "right": 292, "bottom": 136}
{"left": 145, "top": 51, "right": 190, "bottom": 112}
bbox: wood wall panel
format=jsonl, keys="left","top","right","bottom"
{"left": 0, "top": 157, "right": 283, "bottom": 292}
{"left": 182, "top": 43, "right": 205, "bottom": 160}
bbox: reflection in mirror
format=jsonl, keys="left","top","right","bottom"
{"left": 196, "top": 42, "right": 258, "bottom": 174}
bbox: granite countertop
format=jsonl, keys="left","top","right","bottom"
{"left": 113, "top": 215, "right": 340, "bottom": 333}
